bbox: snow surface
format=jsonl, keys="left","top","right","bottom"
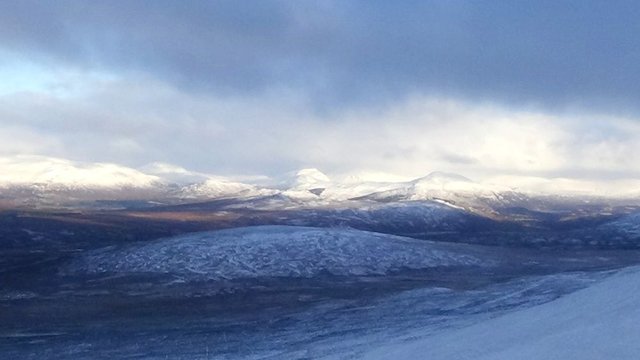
{"left": 0, "top": 155, "right": 160, "bottom": 188}
{"left": 485, "top": 174, "right": 640, "bottom": 197}
{"left": 67, "top": 226, "right": 494, "bottom": 280}
{"left": 289, "top": 168, "right": 331, "bottom": 189}
{"left": 1, "top": 269, "right": 613, "bottom": 360}
{"left": 137, "top": 162, "right": 211, "bottom": 184}
{"left": 361, "top": 266, "right": 640, "bottom": 360}
{"left": 0, "top": 155, "right": 271, "bottom": 199}
{"left": 598, "top": 212, "right": 640, "bottom": 238}
{"left": 178, "top": 179, "right": 273, "bottom": 199}
{"left": 279, "top": 170, "right": 504, "bottom": 203}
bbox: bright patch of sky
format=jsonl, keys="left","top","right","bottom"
{"left": 0, "top": 51, "right": 116, "bottom": 98}
{"left": 0, "top": 52, "right": 56, "bottom": 95}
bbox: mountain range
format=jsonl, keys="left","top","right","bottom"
{"left": 2, "top": 155, "right": 640, "bottom": 212}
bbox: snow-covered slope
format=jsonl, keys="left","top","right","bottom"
{"left": 361, "top": 171, "right": 505, "bottom": 201}
{"left": 0, "top": 155, "right": 273, "bottom": 202}
{"left": 278, "top": 170, "right": 505, "bottom": 205}
{"left": 0, "top": 155, "right": 160, "bottom": 189}
{"left": 140, "top": 162, "right": 276, "bottom": 199}
{"left": 278, "top": 168, "right": 332, "bottom": 199}
{"left": 178, "top": 178, "right": 274, "bottom": 199}
{"left": 603, "top": 211, "right": 640, "bottom": 230}
{"left": 289, "top": 168, "right": 331, "bottom": 189}
{"left": 362, "top": 266, "right": 640, "bottom": 360}
{"left": 486, "top": 174, "right": 640, "bottom": 197}
{"left": 66, "top": 226, "right": 495, "bottom": 280}
{"left": 596, "top": 211, "right": 640, "bottom": 240}
{"left": 137, "top": 162, "right": 210, "bottom": 184}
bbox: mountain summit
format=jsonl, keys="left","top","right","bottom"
{"left": 413, "top": 171, "right": 472, "bottom": 184}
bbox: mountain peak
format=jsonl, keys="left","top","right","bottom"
{"left": 290, "top": 168, "right": 330, "bottom": 188}
{"left": 414, "top": 171, "right": 472, "bottom": 184}
{"left": 295, "top": 168, "right": 330, "bottom": 179}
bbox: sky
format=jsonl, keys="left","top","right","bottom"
{"left": 1, "top": 0, "right": 640, "bottom": 181}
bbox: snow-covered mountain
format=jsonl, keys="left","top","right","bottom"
{"left": 178, "top": 179, "right": 273, "bottom": 200}
{"left": 0, "top": 155, "right": 510, "bottom": 211}
{"left": 0, "top": 155, "right": 274, "bottom": 205}
{"left": 137, "top": 162, "right": 210, "bottom": 184}
{"left": 285, "top": 168, "right": 331, "bottom": 190}
{"left": 277, "top": 168, "right": 332, "bottom": 199}
{"left": 66, "top": 225, "right": 497, "bottom": 281}
{"left": 2, "top": 155, "right": 640, "bottom": 215}
{"left": 0, "top": 155, "right": 160, "bottom": 189}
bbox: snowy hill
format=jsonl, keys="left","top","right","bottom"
{"left": 0, "top": 155, "right": 274, "bottom": 204}
{"left": 177, "top": 178, "right": 274, "bottom": 200}
{"left": 362, "top": 266, "right": 640, "bottom": 360}
{"left": 0, "top": 155, "right": 160, "bottom": 189}
{"left": 66, "top": 226, "right": 496, "bottom": 280}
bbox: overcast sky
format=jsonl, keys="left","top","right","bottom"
{"left": 1, "top": 0, "right": 640, "bottom": 180}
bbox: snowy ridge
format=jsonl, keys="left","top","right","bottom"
{"left": 0, "top": 155, "right": 273, "bottom": 200}
{"left": 3, "top": 154, "right": 640, "bottom": 206}
{"left": 66, "top": 226, "right": 495, "bottom": 280}
{"left": 362, "top": 266, "right": 640, "bottom": 360}
{"left": 0, "top": 155, "right": 160, "bottom": 189}
{"left": 137, "top": 162, "right": 210, "bottom": 184}
{"left": 178, "top": 179, "right": 275, "bottom": 199}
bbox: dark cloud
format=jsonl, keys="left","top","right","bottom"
{"left": 1, "top": 0, "right": 640, "bottom": 113}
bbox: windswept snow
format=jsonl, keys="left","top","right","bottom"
{"left": 362, "top": 266, "right": 640, "bottom": 360}
{"left": 67, "top": 226, "right": 494, "bottom": 280}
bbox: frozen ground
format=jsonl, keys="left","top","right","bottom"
{"left": 2, "top": 226, "right": 639, "bottom": 359}
{"left": 361, "top": 266, "right": 640, "bottom": 360}
{"left": 65, "top": 226, "right": 497, "bottom": 280}
{"left": 0, "top": 267, "right": 621, "bottom": 359}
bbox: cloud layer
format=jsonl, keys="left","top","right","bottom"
{"left": 1, "top": 1, "right": 639, "bottom": 180}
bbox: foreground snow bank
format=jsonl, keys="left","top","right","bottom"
{"left": 66, "top": 226, "right": 494, "bottom": 280}
{"left": 364, "top": 266, "right": 640, "bottom": 360}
